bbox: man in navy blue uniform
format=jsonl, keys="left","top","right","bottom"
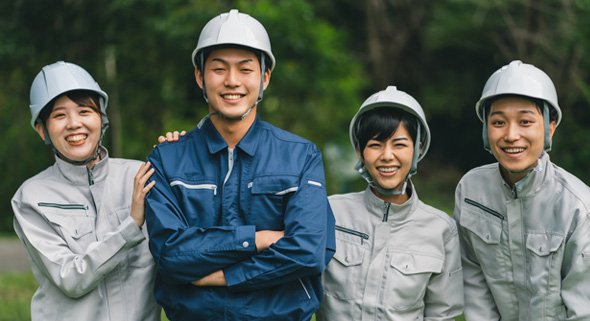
{"left": 145, "top": 9, "right": 336, "bottom": 321}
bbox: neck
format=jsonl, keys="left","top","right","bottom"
{"left": 372, "top": 186, "right": 410, "bottom": 205}
{"left": 210, "top": 110, "right": 256, "bottom": 148}
{"left": 499, "top": 158, "right": 540, "bottom": 187}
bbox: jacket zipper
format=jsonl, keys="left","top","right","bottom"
{"left": 170, "top": 181, "right": 218, "bottom": 195}
{"left": 335, "top": 225, "right": 369, "bottom": 244}
{"left": 38, "top": 202, "right": 89, "bottom": 216}
{"left": 464, "top": 198, "right": 504, "bottom": 220}
{"left": 382, "top": 203, "right": 391, "bottom": 222}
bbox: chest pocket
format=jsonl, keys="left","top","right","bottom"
{"left": 324, "top": 233, "right": 367, "bottom": 300}
{"left": 386, "top": 252, "right": 443, "bottom": 310}
{"left": 248, "top": 176, "right": 299, "bottom": 229}
{"left": 459, "top": 201, "right": 507, "bottom": 280}
{"left": 170, "top": 179, "right": 218, "bottom": 224}
{"left": 39, "top": 203, "right": 94, "bottom": 252}
{"left": 526, "top": 233, "right": 564, "bottom": 291}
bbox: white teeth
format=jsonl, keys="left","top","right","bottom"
{"left": 222, "top": 94, "right": 242, "bottom": 100}
{"left": 504, "top": 147, "right": 525, "bottom": 153}
{"left": 66, "top": 134, "right": 87, "bottom": 143}
{"left": 378, "top": 167, "right": 398, "bottom": 173}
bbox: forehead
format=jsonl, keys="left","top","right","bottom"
{"left": 206, "top": 47, "right": 259, "bottom": 64}
{"left": 489, "top": 96, "right": 541, "bottom": 116}
{"left": 53, "top": 95, "right": 78, "bottom": 108}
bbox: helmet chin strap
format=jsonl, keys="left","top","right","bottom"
{"left": 355, "top": 124, "right": 422, "bottom": 196}
{"left": 200, "top": 51, "right": 266, "bottom": 122}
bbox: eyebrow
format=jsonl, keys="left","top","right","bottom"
{"left": 489, "top": 109, "right": 538, "bottom": 117}
{"left": 369, "top": 136, "right": 410, "bottom": 142}
{"left": 211, "top": 58, "right": 255, "bottom": 65}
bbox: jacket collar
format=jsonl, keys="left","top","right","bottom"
{"left": 204, "top": 115, "right": 260, "bottom": 157}
{"left": 363, "top": 181, "right": 418, "bottom": 222}
{"left": 501, "top": 152, "right": 551, "bottom": 198}
{"left": 54, "top": 147, "right": 109, "bottom": 186}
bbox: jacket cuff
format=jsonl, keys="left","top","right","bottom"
{"left": 224, "top": 225, "right": 256, "bottom": 287}
{"left": 119, "top": 216, "right": 146, "bottom": 247}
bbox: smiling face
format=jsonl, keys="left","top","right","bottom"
{"left": 361, "top": 122, "right": 414, "bottom": 202}
{"left": 195, "top": 47, "right": 270, "bottom": 121}
{"left": 487, "top": 96, "right": 556, "bottom": 184}
{"left": 36, "top": 94, "right": 103, "bottom": 167}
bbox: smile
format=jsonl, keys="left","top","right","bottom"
{"left": 221, "top": 94, "right": 244, "bottom": 100}
{"left": 66, "top": 134, "right": 88, "bottom": 143}
{"left": 503, "top": 147, "right": 525, "bottom": 154}
{"left": 377, "top": 166, "right": 399, "bottom": 173}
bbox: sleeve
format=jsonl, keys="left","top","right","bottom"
{"left": 561, "top": 213, "right": 590, "bottom": 320}
{"left": 144, "top": 147, "right": 258, "bottom": 284}
{"left": 423, "top": 224, "right": 464, "bottom": 321}
{"left": 223, "top": 147, "right": 336, "bottom": 291}
{"left": 454, "top": 183, "right": 501, "bottom": 321}
{"left": 11, "top": 190, "right": 145, "bottom": 298}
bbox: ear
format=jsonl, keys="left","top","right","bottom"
{"left": 549, "top": 121, "right": 557, "bottom": 140}
{"left": 195, "top": 68, "right": 204, "bottom": 90}
{"left": 262, "top": 69, "right": 271, "bottom": 91}
{"left": 35, "top": 122, "right": 46, "bottom": 141}
{"left": 356, "top": 149, "right": 365, "bottom": 164}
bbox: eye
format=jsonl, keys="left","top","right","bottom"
{"left": 490, "top": 119, "right": 505, "bottom": 126}
{"left": 366, "top": 140, "right": 382, "bottom": 148}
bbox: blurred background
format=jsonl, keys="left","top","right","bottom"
{"left": 2, "top": 0, "right": 590, "bottom": 234}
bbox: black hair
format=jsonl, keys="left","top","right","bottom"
{"left": 194, "top": 44, "right": 272, "bottom": 73}
{"left": 354, "top": 107, "right": 418, "bottom": 153}
{"left": 37, "top": 90, "right": 105, "bottom": 126}
{"left": 484, "top": 94, "right": 558, "bottom": 122}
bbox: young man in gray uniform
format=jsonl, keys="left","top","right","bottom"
{"left": 454, "top": 60, "right": 590, "bottom": 320}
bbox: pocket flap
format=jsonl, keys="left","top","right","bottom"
{"left": 526, "top": 233, "right": 564, "bottom": 256}
{"left": 390, "top": 252, "right": 444, "bottom": 275}
{"left": 44, "top": 212, "right": 93, "bottom": 239}
{"left": 333, "top": 239, "right": 364, "bottom": 267}
{"left": 250, "top": 176, "right": 299, "bottom": 195}
{"left": 460, "top": 208, "right": 502, "bottom": 244}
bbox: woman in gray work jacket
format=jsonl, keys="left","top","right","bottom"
{"left": 11, "top": 61, "right": 160, "bottom": 321}
{"left": 317, "top": 86, "right": 463, "bottom": 320}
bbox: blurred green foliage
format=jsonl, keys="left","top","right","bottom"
{"left": 1, "top": 0, "right": 590, "bottom": 232}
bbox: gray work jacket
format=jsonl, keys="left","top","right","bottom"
{"left": 12, "top": 148, "right": 160, "bottom": 321}
{"left": 454, "top": 153, "right": 590, "bottom": 320}
{"left": 317, "top": 185, "right": 463, "bottom": 321}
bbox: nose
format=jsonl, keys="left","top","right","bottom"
{"left": 65, "top": 113, "right": 82, "bottom": 129}
{"left": 224, "top": 68, "right": 241, "bottom": 87}
{"left": 380, "top": 144, "right": 395, "bottom": 162}
{"left": 504, "top": 123, "right": 520, "bottom": 142}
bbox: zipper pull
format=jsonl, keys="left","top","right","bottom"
{"left": 86, "top": 167, "right": 95, "bottom": 186}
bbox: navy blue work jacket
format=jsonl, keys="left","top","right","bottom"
{"left": 145, "top": 116, "right": 336, "bottom": 321}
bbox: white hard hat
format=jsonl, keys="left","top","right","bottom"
{"left": 475, "top": 60, "right": 561, "bottom": 125}
{"left": 29, "top": 61, "right": 108, "bottom": 129}
{"left": 191, "top": 9, "right": 275, "bottom": 71}
{"left": 350, "top": 86, "right": 431, "bottom": 162}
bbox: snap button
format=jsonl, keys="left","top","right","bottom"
{"left": 242, "top": 241, "right": 249, "bottom": 248}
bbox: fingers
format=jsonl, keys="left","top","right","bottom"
{"left": 156, "top": 131, "right": 185, "bottom": 147}
{"left": 135, "top": 162, "right": 155, "bottom": 193}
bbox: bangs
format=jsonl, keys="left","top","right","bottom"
{"left": 355, "top": 107, "right": 418, "bottom": 152}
